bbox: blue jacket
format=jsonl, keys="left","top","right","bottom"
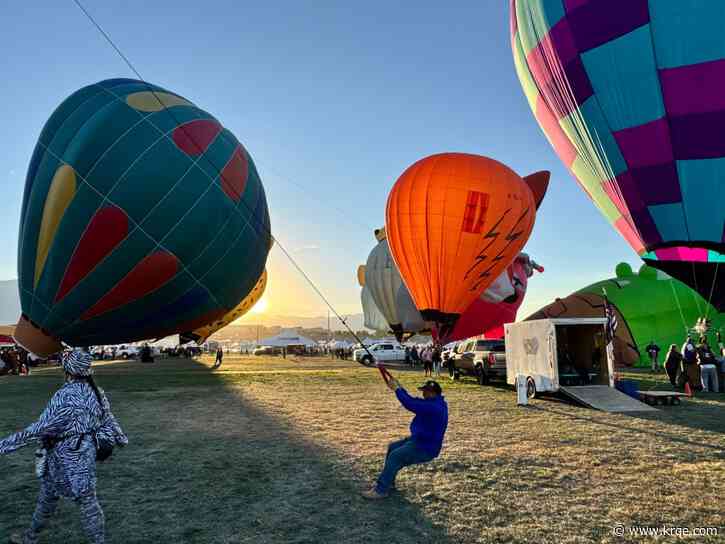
{"left": 395, "top": 388, "right": 448, "bottom": 457}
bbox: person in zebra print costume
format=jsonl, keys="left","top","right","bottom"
{"left": 1, "top": 349, "right": 128, "bottom": 544}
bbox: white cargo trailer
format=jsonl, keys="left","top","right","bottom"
{"left": 504, "top": 318, "right": 655, "bottom": 412}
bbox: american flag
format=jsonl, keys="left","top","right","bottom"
{"left": 603, "top": 290, "right": 618, "bottom": 343}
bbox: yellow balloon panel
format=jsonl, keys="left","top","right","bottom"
{"left": 190, "top": 269, "right": 267, "bottom": 343}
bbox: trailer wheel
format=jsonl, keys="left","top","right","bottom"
{"left": 526, "top": 377, "right": 536, "bottom": 399}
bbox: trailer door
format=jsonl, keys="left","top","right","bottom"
{"left": 505, "top": 319, "right": 557, "bottom": 393}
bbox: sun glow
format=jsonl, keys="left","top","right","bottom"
{"left": 250, "top": 297, "right": 268, "bottom": 314}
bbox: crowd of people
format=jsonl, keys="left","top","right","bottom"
{"left": 0, "top": 346, "right": 33, "bottom": 376}
{"left": 661, "top": 333, "right": 725, "bottom": 393}
{"left": 403, "top": 345, "right": 444, "bottom": 377}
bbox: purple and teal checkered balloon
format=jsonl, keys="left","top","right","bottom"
{"left": 511, "top": 0, "right": 724, "bottom": 311}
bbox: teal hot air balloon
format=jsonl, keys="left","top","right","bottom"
{"left": 15, "top": 79, "right": 271, "bottom": 355}
{"left": 511, "top": 1, "right": 724, "bottom": 311}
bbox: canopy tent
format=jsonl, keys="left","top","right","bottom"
{"left": 147, "top": 335, "right": 181, "bottom": 349}
{"left": 404, "top": 334, "right": 433, "bottom": 346}
{"left": 329, "top": 340, "right": 353, "bottom": 349}
{"left": 259, "top": 329, "right": 317, "bottom": 348}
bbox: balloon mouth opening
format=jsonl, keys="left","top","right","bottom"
{"left": 13, "top": 315, "right": 64, "bottom": 358}
{"left": 389, "top": 323, "right": 404, "bottom": 343}
{"left": 420, "top": 310, "right": 459, "bottom": 341}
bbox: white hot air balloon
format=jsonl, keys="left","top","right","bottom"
{"left": 364, "top": 228, "right": 425, "bottom": 341}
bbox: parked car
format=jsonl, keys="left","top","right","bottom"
{"left": 353, "top": 342, "right": 407, "bottom": 365}
{"left": 115, "top": 345, "right": 141, "bottom": 359}
{"left": 449, "top": 337, "right": 506, "bottom": 385}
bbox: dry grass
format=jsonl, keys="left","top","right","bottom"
{"left": 0, "top": 355, "right": 723, "bottom": 543}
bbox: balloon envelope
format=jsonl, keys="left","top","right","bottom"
{"left": 361, "top": 284, "right": 389, "bottom": 332}
{"left": 511, "top": 1, "right": 724, "bottom": 310}
{"left": 16, "top": 79, "right": 271, "bottom": 355}
{"left": 385, "top": 153, "right": 538, "bottom": 337}
{"left": 364, "top": 235, "right": 425, "bottom": 338}
{"left": 183, "top": 269, "right": 267, "bottom": 344}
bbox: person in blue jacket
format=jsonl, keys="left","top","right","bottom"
{"left": 363, "top": 377, "right": 448, "bottom": 499}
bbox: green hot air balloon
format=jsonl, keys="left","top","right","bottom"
{"left": 15, "top": 79, "right": 271, "bottom": 355}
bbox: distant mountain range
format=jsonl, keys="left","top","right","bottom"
{"left": 238, "top": 313, "right": 366, "bottom": 331}
{"left": 0, "top": 280, "right": 20, "bottom": 325}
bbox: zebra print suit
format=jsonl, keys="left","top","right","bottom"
{"left": 0, "top": 378, "right": 128, "bottom": 543}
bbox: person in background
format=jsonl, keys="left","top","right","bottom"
{"left": 422, "top": 346, "right": 433, "bottom": 377}
{"left": 698, "top": 342, "right": 719, "bottom": 393}
{"left": 680, "top": 336, "right": 699, "bottom": 389}
{"left": 432, "top": 345, "right": 442, "bottom": 377}
{"left": 363, "top": 377, "right": 448, "bottom": 499}
{"left": 404, "top": 346, "right": 411, "bottom": 367}
{"left": 214, "top": 346, "right": 224, "bottom": 369}
{"left": 410, "top": 346, "right": 419, "bottom": 367}
{"left": 663, "top": 344, "right": 682, "bottom": 388}
{"left": 2, "top": 350, "right": 128, "bottom": 544}
{"left": 645, "top": 340, "right": 661, "bottom": 372}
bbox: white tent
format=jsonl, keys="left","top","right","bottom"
{"left": 147, "top": 335, "right": 180, "bottom": 349}
{"left": 259, "top": 329, "right": 317, "bottom": 348}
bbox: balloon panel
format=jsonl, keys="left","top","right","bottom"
{"left": 17, "top": 79, "right": 271, "bottom": 349}
{"left": 364, "top": 238, "right": 404, "bottom": 328}
{"left": 186, "top": 269, "right": 268, "bottom": 343}
{"left": 361, "top": 285, "right": 389, "bottom": 332}
{"left": 511, "top": 1, "right": 724, "bottom": 309}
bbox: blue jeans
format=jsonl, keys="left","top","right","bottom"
{"left": 376, "top": 437, "right": 434, "bottom": 494}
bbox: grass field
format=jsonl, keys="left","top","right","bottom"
{"left": 1, "top": 355, "right": 723, "bottom": 543}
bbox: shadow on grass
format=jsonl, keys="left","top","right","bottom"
{"left": 528, "top": 404, "right": 725, "bottom": 454}
{"left": 1, "top": 357, "right": 453, "bottom": 544}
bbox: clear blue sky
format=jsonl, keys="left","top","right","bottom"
{"left": 0, "top": 1, "right": 640, "bottom": 319}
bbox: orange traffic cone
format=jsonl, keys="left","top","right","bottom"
{"left": 684, "top": 382, "right": 694, "bottom": 398}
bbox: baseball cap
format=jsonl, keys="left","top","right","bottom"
{"left": 418, "top": 380, "right": 442, "bottom": 395}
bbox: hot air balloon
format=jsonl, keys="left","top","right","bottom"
{"left": 181, "top": 269, "right": 268, "bottom": 344}
{"left": 360, "top": 284, "right": 390, "bottom": 332}
{"left": 446, "top": 253, "right": 544, "bottom": 342}
{"left": 511, "top": 1, "right": 725, "bottom": 311}
{"left": 363, "top": 229, "right": 425, "bottom": 340}
{"left": 14, "top": 79, "right": 271, "bottom": 356}
{"left": 385, "top": 153, "right": 547, "bottom": 340}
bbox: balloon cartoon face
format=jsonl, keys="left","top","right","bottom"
{"left": 511, "top": 1, "right": 725, "bottom": 310}
{"left": 446, "top": 253, "right": 542, "bottom": 342}
{"left": 16, "top": 79, "right": 271, "bottom": 354}
{"left": 385, "top": 153, "right": 540, "bottom": 336}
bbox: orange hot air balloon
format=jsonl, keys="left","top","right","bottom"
{"left": 385, "top": 153, "right": 547, "bottom": 338}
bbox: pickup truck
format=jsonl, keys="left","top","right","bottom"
{"left": 353, "top": 342, "right": 407, "bottom": 366}
{"left": 449, "top": 337, "right": 506, "bottom": 385}
{"left": 115, "top": 345, "right": 141, "bottom": 360}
